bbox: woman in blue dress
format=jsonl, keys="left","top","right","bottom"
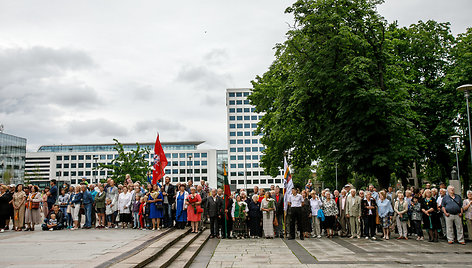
{"left": 148, "top": 184, "right": 164, "bottom": 230}
{"left": 175, "top": 184, "right": 189, "bottom": 229}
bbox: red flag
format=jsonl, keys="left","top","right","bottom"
{"left": 152, "top": 133, "right": 167, "bottom": 185}
{"left": 223, "top": 163, "right": 231, "bottom": 209}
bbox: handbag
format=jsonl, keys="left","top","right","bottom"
{"left": 156, "top": 203, "right": 164, "bottom": 209}
{"left": 31, "top": 202, "right": 40, "bottom": 209}
{"left": 66, "top": 205, "right": 72, "bottom": 214}
{"left": 197, "top": 207, "right": 204, "bottom": 213}
{"left": 317, "top": 209, "right": 325, "bottom": 222}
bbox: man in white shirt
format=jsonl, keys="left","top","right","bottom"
{"left": 288, "top": 188, "right": 304, "bottom": 240}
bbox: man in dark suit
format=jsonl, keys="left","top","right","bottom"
{"left": 273, "top": 186, "right": 284, "bottom": 238}
{"left": 337, "top": 189, "right": 349, "bottom": 237}
{"left": 162, "top": 176, "right": 175, "bottom": 228}
{"left": 205, "top": 188, "right": 223, "bottom": 238}
{"left": 197, "top": 185, "right": 208, "bottom": 230}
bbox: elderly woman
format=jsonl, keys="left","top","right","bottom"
{"left": 69, "top": 186, "right": 82, "bottom": 230}
{"left": 0, "top": 185, "right": 12, "bottom": 232}
{"left": 25, "top": 185, "right": 42, "bottom": 231}
{"left": 95, "top": 185, "right": 107, "bottom": 229}
{"left": 463, "top": 190, "right": 472, "bottom": 241}
{"left": 118, "top": 185, "right": 133, "bottom": 228}
{"left": 322, "top": 192, "right": 338, "bottom": 238}
{"left": 186, "top": 186, "right": 203, "bottom": 233}
{"left": 12, "top": 184, "right": 26, "bottom": 231}
{"left": 362, "top": 191, "right": 377, "bottom": 240}
{"left": 147, "top": 184, "right": 163, "bottom": 230}
{"left": 310, "top": 190, "right": 323, "bottom": 238}
{"left": 377, "top": 190, "right": 393, "bottom": 240}
{"left": 421, "top": 189, "right": 440, "bottom": 242}
{"left": 410, "top": 196, "right": 424, "bottom": 241}
{"left": 260, "top": 191, "right": 276, "bottom": 238}
{"left": 248, "top": 194, "right": 262, "bottom": 238}
{"left": 232, "top": 194, "right": 249, "bottom": 238}
{"left": 175, "top": 184, "right": 189, "bottom": 229}
{"left": 301, "top": 190, "right": 312, "bottom": 238}
{"left": 394, "top": 192, "right": 409, "bottom": 239}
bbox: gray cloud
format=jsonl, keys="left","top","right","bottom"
{"left": 67, "top": 119, "right": 129, "bottom": 137}
{"left": 135, "top": 119, "right": 186, "bottom": 133}
{"left": 204, "top": 48, "right": 229, "bottom": 65}
{"left": 176, "top": 65, "right": 233, "bottom": 91}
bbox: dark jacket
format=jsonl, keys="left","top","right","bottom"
{"left": 248, "top": 201, "right": 262, "bottom": 219}
{"left": 361, "top": 198, "right": 378, "bottom": 217}
{"left": 48, "top": 185, "right": 58, "bottom": 205}
{"left": 205, "top": 195, "right": 223, "bottom": 218}
{"left": 95, "top": 192, "right": 106, "bottom": 209}
{"left": 46, "top": 209, "right": 64, "bottom": 224}
{"left": 274, "top": 193, "right": 284, "bottom": 216}
{"left": 163, "top": 183, "right": 175, "bottom": 204}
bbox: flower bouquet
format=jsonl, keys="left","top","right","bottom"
{"left": 266, "top": 199, "right": 275, "bottom": 218}
{"left": 239, "top": 202, "right": 247, "bottom": 219}
{"left": 187, "top": 194, "right": 201, "bottom": 214}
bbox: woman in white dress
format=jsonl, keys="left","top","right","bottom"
{"left": 118, "top": 187, "right": 133, "bottom": 228}
{"left": 260, "top": 192, "right": 275, "bottom": 238}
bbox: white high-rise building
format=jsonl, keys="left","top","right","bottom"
{"left": 226, "top": 88, "right": 283, "bottom": 191}
{"left": 25, "top": 141, "right": 221, "bottom": 189}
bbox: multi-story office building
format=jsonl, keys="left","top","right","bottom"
{"left": 26, "top": 141, "right": 224, "bottom": 189}
{"left": 0, "top": 132, "right": 27, "bottom": 185}
{"left": 226, "top": 88, "right": 283, "bottom": 191}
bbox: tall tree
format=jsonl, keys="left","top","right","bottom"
{"left": 250, "top": 0, "right": 421, "bottom": 189}
{"left": 98, "top": 139, "right": 151, "bottom": 184}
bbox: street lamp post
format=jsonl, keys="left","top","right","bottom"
{"left": 451, "top": 135, "right": 461, "bottom": 181}
{"left": 332, "top": 149, "right": 339, "bottom": 190}
{"left": 244, "top": 148, "right": 248, "bottom": 193}
{"left": 93, "top": 156, "right": 98, "bottom": 184}
{"left": 457, "top": 84, "right": 472, "bottom": 171}
{"left": 188, "top": 155, "right": 194, "bottom": 183}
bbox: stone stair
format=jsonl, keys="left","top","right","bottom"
{"left": 108, "top": 228, "right": 209, "bottom": 268}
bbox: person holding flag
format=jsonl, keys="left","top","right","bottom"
{"left": 222, "top": 163, "right": 233, "bottom": 239}
{"left": 148, "top": 133, "right": 167, "bottom": 186}
{"left": 283, "top": 156, "right": 294, "bottom": 238}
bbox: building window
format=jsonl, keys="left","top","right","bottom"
{"left": 252, "top": 123, "right": 257, "bottom": 128}
{"left": 202, "top": 168, "right": 207, "bottom": 173}
{"left": 230, "top": 140, "right": 236, "bottom": 144}
{"left": 252, "top": 147, "right": 259, "bottom": 152}
{"left": 236, "top": 100, "right": 242, "bottom": 105}
{"left": 229, "top": 92, "right": 235, "bottom": 97}
{"left": 237, "top": 155, "right": 243, "bottom": 160}
{"left": 70, "top": 155, "right": 77, "bottom": 160}
{"left": 244, "top": 116, "right": 250, "bottom": 120}
{"left": 253, "top": 179, "right": 259, "bottom": 184}
{"left": 173, "top": 177, "right": 179, "bottom": 182}
{"left": 172, "top": 153, "right": 178, "bottom": 158}
{"left": 230, "top": 148, "right": 236, "bottom": 152}
{"left": 229, "top": 108, "right": 235, "bottom": 113}
{"left": 78, "top": 163, "right": 84, "bottom": 168}
{"left": 252, "top": 155, "right": 258, "bottom": 160}
{"left": 231, "top": 164, "right": 236, "bottom": 169}
{"left": 201, "top": 161, "right": 207, "bottom": 165}
{"left": 194, "top": 153, "right": 200, "bottom": 158}
{"left": 238, "top": 180, "right": 244, "bottom": 184}
{"left": 230, "top": 156, "right": 236, "bottom": 160}
{"left": 231, "top": 180, "right": 237, "bottom": 184}
{"left": 252, "top": 139, "right": 258, "bottom": 144}
{"left": 86, "top": 163, "right": 91, "bottom": 168}
{"left": 71, "top": 163, "right": 77, "bottom": 168}
{"left": 85, "top": 155, "right": 91, "bottom": 160}
{"left": 229, "top": 100, "right": 235, "bottom": 105}
{"left": 245, "top": 139, "right": 251, "bottom": 144}
{"left": 179, "top": 161, "right": 185, "bottom": 166}
{"left": 251, "top": 115, "right": 258, "bottom": 120}
{"left": 64, "top": 155, "right": 69, "bottom": 161}
{"left": 63, "top": 171, "right": 69, "bottom": 176}
{"left": 236, "top": 92, "right": 242, "bottom": 97}
{"left": 201, "top": 153, "right": 207, "bottom": 157}
{"left": 78, "top": 171, "right": 84, "bottom": 176}
{"left": 172, "top": 169, "right": 178, "bottom": 174}
{"left": 244, "top": 108, "right": 250, "bottom": 112}
{"left": 180, "top": 169, "right": 186, "bottom": 174}
{"left": 244, "top": 100, "right": 250, "bottom": 104}
{"left": 64, "top": 163, "right": 69, "bottom": 168}
{"left": 253, "top": 171, "right": 259, "bottom": 176}
{"left": 56, "top": 171, "right": 61, "bottom": 177}
{"left": 246, "top": 155, "right": 251, "bottom": 160}
{"left": 237, "top": 124, "right": 243, "bottom": 128}
{"left": 275, "top": 179, "right": 281, "bottom": 183}
{"left": 100, "top": 155, "right": 106, "bottom": 160}
{"left": 78, "top": 155, "right": 84, "bottom": 160}
{"left": 236, "top": 108, "right": 242, "bottom": 113}
{"left": 230, "top": 172, "right": 236, "bottom": 177}
{"left": 237, "top": 140, "right": 243, "bottom": 144}
{"left": 238, "top": 164, "right": 243, "bottom": 168}
{"left": 194, "top": 169, "right": 200, "bottom": 174}
{"left": 253, "top": 163, "right": 259, "bottom": 168}
{"left": 194, "top": 161, "right": 200, "bottom": 166}
{"left": 251, "top": 108, "right": 256, "bottom": 112}
{"left": 56, "top": 156, "right": 62, "bottom": 161}
{"left": 230, "top": 124, "right": 236, "bottom": 129}
{"left": 237, "top": 116, "right": 243, "bottom": 120}
{"left": 236, "top": 132, "right": 242, "bottom": 136}
{"left": 261, "top": 179, "right": 267, "bottom": 184}
{"left": 85, "top": 171, "right": 91, "bottom": 176}
{"left": 56, "top": 164, "right": 62, "bottom": 168}
{"left": 229, "top": 116, "right": 235, "bottom": 120}
{"left": 244, "top": 123, "right": 250, "bottom": 128}
{"left": 179, "top": 153, "right": 186, "bottom": 158}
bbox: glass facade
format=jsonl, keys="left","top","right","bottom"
{"left": 0, "top": 132, "right": 27, "bottom": 184}
{"left": 38, "top": 142, "right": 200, "bottom": 153}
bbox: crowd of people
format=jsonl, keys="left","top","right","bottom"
{"left": 0, "top": 176, "right": 470, "bottom": 245}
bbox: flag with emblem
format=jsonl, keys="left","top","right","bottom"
{"left": 152, "top": 133, "right": 167, "bottom": 185}
{"left": 283, "top": 156, "right": 293, "bottom": 211}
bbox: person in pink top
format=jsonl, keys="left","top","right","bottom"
{"left": 186, "top": 187, "right": 203, "bottom": 233}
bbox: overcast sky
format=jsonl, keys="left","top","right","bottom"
{"left": 0, "top": 0, "right": 470, "bottom": 152}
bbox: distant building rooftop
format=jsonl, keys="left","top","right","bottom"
{"left": 37, "top": 141, "right": 205, "bottom": 153}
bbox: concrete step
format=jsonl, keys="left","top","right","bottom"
{"left": 168, "top": 229, "right": 211, "bottom": 268}
{"left": 110, "top": 228, "right": 191, "bottom": 268}
{"left": 145, "top": 229, "right": 207, "bottom": 268}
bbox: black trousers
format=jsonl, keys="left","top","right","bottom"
{"left": 364, "top": 214, "right": 376, "bottom": 237}
{"left": 412, "top": 220, "right": 423, "bottom": 237}
{"left": 163, "top": 203, "right": 173, "bottom": 227}
{"left": 290, "top": 207, "right": 303, "bottom": 238}
{"left": 210, "top": 216, "right": 219, "bottom": 237}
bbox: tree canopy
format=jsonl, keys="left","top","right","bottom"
{"left": 249, "top": 0, "right": 471, "bottom": 190}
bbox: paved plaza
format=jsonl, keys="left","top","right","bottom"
{"left": 204, "top": 237, "right": 472, "bottom": 268}
{"left": 1, "top": 229, "right": 472, "bottom": 267}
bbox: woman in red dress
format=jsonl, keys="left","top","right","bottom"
{"left": 186, "top": 187, "right": 203, "bottom": 233}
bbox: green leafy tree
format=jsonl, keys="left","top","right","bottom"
{"left": 97, "top": 139, "right": 151, "bottom": 184}
{"left": 291, "top": 165, "right": 314, "bottom": 189}
{"left": 250, "top": 0, "right": 422, "bottom": 189}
